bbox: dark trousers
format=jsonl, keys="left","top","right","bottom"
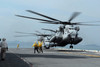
{"left": 34, "top": 47, "right": 39, "bottom": 53}
{"left": 39, "top": 47, "right": 43, "bottom": 53}
{"left": 1, "top": 48, "right": 6, "bottom": 60}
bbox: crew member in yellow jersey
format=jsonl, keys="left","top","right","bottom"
{"left": 17, "top": 44, "right": 19, "bottom": 48}
{"left": 33, "top": 41, "right": 39, "bottom": 53}
{"left": 38, "top": 41, "right": 43, "bottom": 53}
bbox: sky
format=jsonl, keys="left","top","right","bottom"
{"left": 0, "top": 0, "right": 100, "bottom": 46}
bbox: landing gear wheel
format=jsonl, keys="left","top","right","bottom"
{"left": 44, "top": 46, "right": 50, "bottom": 49}
{"left": 70, "top": 45, "right": 73, "bottom": 49}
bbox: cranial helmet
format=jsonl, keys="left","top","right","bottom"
{"left": 2, "top": 38, "right": 6, "bottom": 41}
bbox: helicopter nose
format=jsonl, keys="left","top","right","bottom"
{"left": 70, "top": 31, "right": 76, "bottom": 38}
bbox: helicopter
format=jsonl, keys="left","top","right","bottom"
{"left": 41, "top": 25, "right": 82, "bottom": 49}
{"left": 15, "top": 31, "right": 53, "bottom": 49}
{"left": 15, "top": 10, "right": 100, "bottom": 49}
{"left": 15, "top": 31, "right": 52, "bottom": 43}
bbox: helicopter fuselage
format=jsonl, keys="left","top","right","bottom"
{"left": 44, "top": 25, "right": 82, "bottom": 47}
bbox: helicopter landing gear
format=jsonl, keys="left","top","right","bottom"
{"left": 70, "top": 38, "right": 74, "bottom": 49}
{"left": 70, "top": 45, "right": 73, "bottom": 49}
{"left": 44, "top": 45, "right": 50, "bottom": 49}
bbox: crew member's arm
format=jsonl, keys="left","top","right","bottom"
{"left": 6, "top": 43, "right": 8, "bottom": 50}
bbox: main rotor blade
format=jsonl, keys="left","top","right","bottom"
{"left": 15, "top": 15, "right": 54, "bottom": 22}
{"left": 40, "top": 21, "right": 71, "bottom": 24}
{"left": 42, "top": 28, "right": 56, "bottom": 33}
{"left": 74, "top": 23, "right": 100, "bottom": 26}
{"left": 68, "top": 12, "right": 81, "bottom": 22}
{"left": 76, "top": 21, "right": 100, "bottom": 23}
{"left": 36, "top": 34, "right": 52, "bottom": 37}
{"left": 14, "top": 35, "right": 34, "bottom": 37}
{"left": 40, "top": 21, "right": 100, "bottom": 26}
{"left": 26, "top": 10, "right": 62, "bottom": 22}
{"left": 35, "top": 31, "right": 42, "bottom": 34}
{"left": 15, "top": 32, "right": 35, "bottom": 34}
{"left": 40, "top": 21, "right": 61, "bottom": 24}
{"left": 15, "top": 31, "right": 52, "bottom": 37}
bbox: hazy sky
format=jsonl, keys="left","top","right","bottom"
{"left": 0, "top": 0, "right": 100, "bottom": 45}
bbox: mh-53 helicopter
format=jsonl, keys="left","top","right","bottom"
{"left": 15, "top": 31, "right": 52, "bottom": 42}
{"left": 15, "top": 10, "right": 100, "bottom": 49}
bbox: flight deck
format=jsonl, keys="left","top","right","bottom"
{"left": 0, "top": 48, "right": 100, "bottom": 67}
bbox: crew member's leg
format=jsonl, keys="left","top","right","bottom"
{"left": 40, "top": 47, "right": 43, "bottom": 53}
{"left": 1, "top": 48, "right": 6, "bottom": 60}
{"left": 34, "top": 47, "right": 36, "bottom": 53}
{"left": 36, "top": 47, "right": 39, "bottom": 53}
